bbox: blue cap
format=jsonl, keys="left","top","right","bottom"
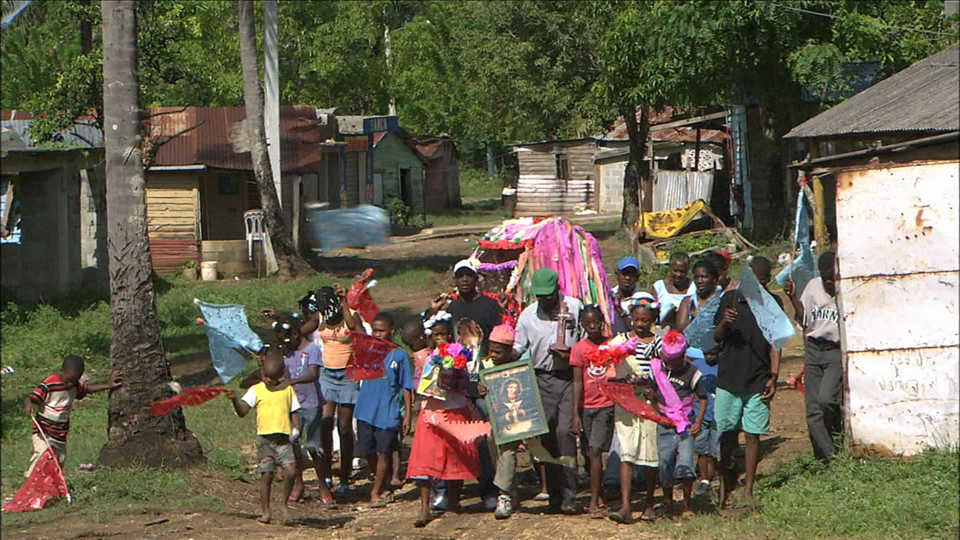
{"left": 617, "top": 256, "right": 640, "bottom": 272}
{"left": 686, "top": 347, "right": 705, "bottom": 361}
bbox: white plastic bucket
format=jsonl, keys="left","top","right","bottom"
{"left": 200, "top": 261, "right": 218, "bottom": 281}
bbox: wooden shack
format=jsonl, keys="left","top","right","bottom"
{"left": 510, "top": 138, "right": 598, "bottom": 216}
{"left": 415, "top": 135, "right": 462, "bottom": 212}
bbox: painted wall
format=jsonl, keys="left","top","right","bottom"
{"left": 836, "top": 160, "right": 959, "bottom": 456}
{"left": 374, "top": 133, "right": 425, "bottom": 214}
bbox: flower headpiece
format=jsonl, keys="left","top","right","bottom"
{"left": 624, "top": 292, "right": 660, "bottom": 313}
{"left": 429, "top": 341, "right": 471, "bottom": 371}
{"left": 587, "top": 336, "right": 640, "bottom": 368}
{"left": 661, "top": 330, "right": 688, "bottom": 361}
{"left": 423, "top": 310, "right": 452, "bottom": 336}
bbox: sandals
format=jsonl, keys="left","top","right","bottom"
{"left": 319, "top": 497, "right": 338, "bottom": 510}
{"left": 608, "top": 511, "right": 633, "bottom": 525}
{"left": 588, "top": 507, "right": 606, "bottom": 519}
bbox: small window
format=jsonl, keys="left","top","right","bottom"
{"left": 556, "top": 153, "right": 570, "bottom": 180}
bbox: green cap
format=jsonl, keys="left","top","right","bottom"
{"left": 530, "top": 268, "right": 559, "bottom": 296}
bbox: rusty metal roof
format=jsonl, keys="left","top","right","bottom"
{"left": 602, "top": 106, "right": 728, "bottom": 143}
{"left": 144, "top": 106, "right": 323, "bottom": 172}
{"left": 785, "top": 45, "right": 960, "bottom": 139}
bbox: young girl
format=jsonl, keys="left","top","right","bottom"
{"left": 312, "top": 285, "right": 364, "bottom": 496}
{"left": 275, "top": 319, "right": 335, "bottom": 507}
{"left": 570, "top": 305, "right": 616, "bottom": 519}
{"left": 610, "top": 294, "right": 662, "bottom": 524}
{"left": 675, "top": 259, "right": 721, "bottom": 333}
{"left": 407, "top": 315, "right": 480, "bottom": 528}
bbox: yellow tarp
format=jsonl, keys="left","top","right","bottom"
{"left": 634, "top": 199, "right": 707, "bottom": 239}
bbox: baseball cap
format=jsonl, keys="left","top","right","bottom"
{"left": 530, "top": 268, "right": 559, "bottom": 296}
{"left": 686, "top": 347, "right": 705, "bottom": 361}
{"left": 617, "top": 256, "right": 640, "bottom": 273}
{"left": 453, "top": 259, "right": 478, "bottom": 276}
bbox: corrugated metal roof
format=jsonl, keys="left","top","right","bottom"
{"left": 1, "top": 110, "right": 103, "bottom": 148}
{"left": 785, "top": 45, "right": 960, "bottom": 139}
{"left": 144, "top": 106, "right": 322, "bottom": 172}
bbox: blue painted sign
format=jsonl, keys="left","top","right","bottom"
{"left": 362, "top": 116, "right": 399, "bottom": 135}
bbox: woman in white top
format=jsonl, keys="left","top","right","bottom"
{"left": 653, "top": 253, "right": 696, "bottom": 328}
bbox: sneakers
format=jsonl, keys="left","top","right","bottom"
{"left": 334, "top": 484, "right": 352, "bottom": 497}
{"left": 483, "top": 493, "right": 499, "bottom": 511}
{"left": 494, "top": 495, "right": 513, "bottom": 520}
{"left": 431, "top": 491, "right": 449, "bottom": 511}
{"left": 695, "top": 480, "right": 712, "bottom": 497}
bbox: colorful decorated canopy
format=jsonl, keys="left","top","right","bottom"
{"left": 470, "top": 217, "right": 613, "bottom": 324}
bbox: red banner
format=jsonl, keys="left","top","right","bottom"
{"left": 347, "top": 268, "right": 379, "bottom": 323}
{"left": 599, "top": 381, "right": 674, "bottom": 426}
{"left": 348, "top": 332, "right": 397, "bottom": 381}
{"left": 149, "top": 387, "right": 227, "bottom": 416}
{"left": 3, "top": 448, "right": 70, "bottom": 512}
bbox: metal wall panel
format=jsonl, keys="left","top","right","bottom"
{"left": 653, "top": 170, "right": 713, "bottom": 211}
{"left": 836, "top": 160, "right": 960, "bottom": 455}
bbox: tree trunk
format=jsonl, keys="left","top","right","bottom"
{"left": 98, "top": 0, "right": 202, "bottom": 468}
{"left": 237, "top": 0, "right": 313, "bottom": 279}
{"left": 620, "top": 104, "right": 650, "bottom": 230}
{"left": 81, "top": 0, "right": 93, "bottom": 55}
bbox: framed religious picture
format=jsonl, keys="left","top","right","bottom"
{"left": 481, "top": 360, "right": 549, "bottom": 445}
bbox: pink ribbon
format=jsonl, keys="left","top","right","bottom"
{"left": 650, "top": 357, "right": 696, "bottom": 433}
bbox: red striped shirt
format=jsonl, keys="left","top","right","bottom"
{"left": 30, "top": 374, "right": 87, "bottom": 443}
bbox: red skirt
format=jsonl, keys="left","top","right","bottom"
{"left": 406, "top": 407, "right": 482, "bottom": 481}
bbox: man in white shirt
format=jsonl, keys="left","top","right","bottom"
{"left": 513, "top": 268, "right": 582, "bottom": 514}
{"left": 785, "top": 251, "right": 842, "bottom": 464}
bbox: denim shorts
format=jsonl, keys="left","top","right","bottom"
{"left": 320, "top": 368, "right": 360, "bottom": 405}
{"left": 296, "top": 407, "right": 322, "bottom": 452}
{"left": 693, "top": 422, "right": 721, "bottom": 458}
{"left": 656, "top": 425, "right": 697, "bottom": 488}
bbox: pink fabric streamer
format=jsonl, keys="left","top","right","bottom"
{"left": 650, "top": 357, "right": 696, "bottom": 433}
{"left": 422, "top": 410, "right": 492, "bottom": 444}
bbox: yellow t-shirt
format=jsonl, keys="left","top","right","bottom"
{"left": 240, "top": 383, "right": 300, "bottom": 435}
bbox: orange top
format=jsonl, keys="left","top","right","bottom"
{"left": 318, "top": 321, "right": 353, "bottom": 369}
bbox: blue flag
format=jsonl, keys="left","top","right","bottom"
{"left": 740, "top": 267, "right": 795, "bottom": 351}
{"left": 194, "top": 299, "right": 263, "bottom": 384}
{"left": 775, "top": 194, "right": 819, "bottom": 296}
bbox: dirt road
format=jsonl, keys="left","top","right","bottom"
{"left": 3, "top": 231, "right": 813, "bottom": 540}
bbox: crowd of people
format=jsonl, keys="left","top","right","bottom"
{"left": 22, "top": 246, "right": 841, "bottom": 528}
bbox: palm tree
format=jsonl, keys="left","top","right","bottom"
{"left": 97, "top": 0, "right": 202, "bottom": 467}
{"left": 237, "top": 0, "right": 312, "bottom": 279}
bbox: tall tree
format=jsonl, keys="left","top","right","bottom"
{"left": 98, "top": 0, "right": 202, "bottom": 467}
{"left": 237, "top": 0, "right": 312, "bottom": 279}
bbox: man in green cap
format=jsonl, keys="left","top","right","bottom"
{"left": 511, "top": 268, "right": 583, "bottom": 515}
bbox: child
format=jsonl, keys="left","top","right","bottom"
{"left": 688, "top": 347, "right": 720, "bottom": 496}
{"left": 407, "top": 320, "right": 480, "bottom": 528}
{"left": 276, "top": 319, "right": 335, "bottom": 507}
{"left": 570, "top": 306, "right": 616, "bottom": 519}
{"left": 610, "top": 295, "right": 662, "bottom": 524}
{"left": 477, "top": 324, "right": 523, "bottom": 520}
{"left": 23, "top": 356, "right": 120, "bottom": 477}
{"left": 650, "top": 331, "right": 707, "bottom": 517}
{"left": 402, "top": 319, "right": 431, "bottom": 391}
{"left": 312, "top": 285, "right": 364, "bottom": 496}
{"left": 355, "top": 313, "right": 414, "bottom": 508}
{"left": 228, "top": 351, "right": 301, "bottom": 524}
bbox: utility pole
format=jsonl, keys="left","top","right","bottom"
{"left": 385, "top": 25, "right": 396, "bottom": 116}
{"left": 264, "top": 0, "right": 282, "bottom": 209}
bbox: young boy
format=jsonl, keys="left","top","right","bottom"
{"left": 24, "top": 355, "right": 120, "bottom": 476}
{"left": 402, "top": 319, "right": 431, "bottom": 390}
{"left": 570, "top": 306, "right": 616, "bottom": 519}
{"left": 687, "top": 347, "right": 721, "bottom": 496}
{"left": 355, "top": 313, "right": 414, "bottom": 508}
{"left": 476, "top": 324, "right": 526, "bottom": 520}
{"left": 650, "top": 332, "right": 707, "bottom": 517}
{"left": 713, "top": 256, "right": 782, "bottom": 508}
{"left": 228, "top": 352, "right": 301, "bottom": 524}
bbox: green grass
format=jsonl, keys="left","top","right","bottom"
{"left": 425, "top": 198, "right": 505, "bottom": 228}
{"left": 459, "top": 167, "right": 505, "bottom": 200}
{"left": 648, "top": 449, "right": 959, "bottom": 540}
